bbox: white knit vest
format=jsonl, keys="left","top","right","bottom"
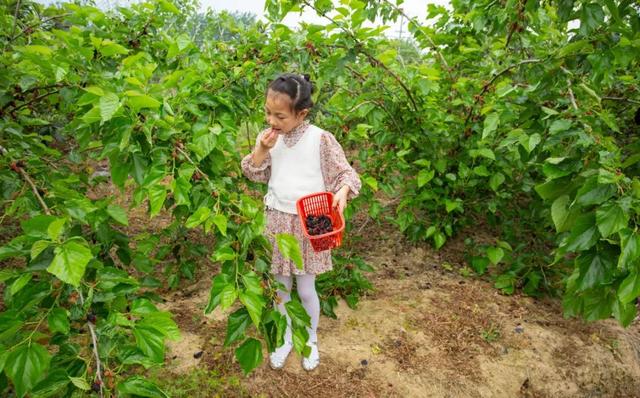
{"left": 265, "top": 125, "right": 326, "bottom": 214}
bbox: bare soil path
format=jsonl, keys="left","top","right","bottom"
{"left": 159, "top": 224, "right": 640, "bottom": 398}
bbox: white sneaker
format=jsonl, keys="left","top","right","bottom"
{"left": 269, "top": 341, "right": 293, "bottom": 370}
{"left": 302, "top": 341, "right": 319, "bottom": 371}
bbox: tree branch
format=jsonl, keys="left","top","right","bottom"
{"left": 362, "top": 52, "right": 419, "bottom": 112}
{"left": 464, "top": 58, "right": 543, "bottom": 126}
{"left": 10, "top": 89, "right": 62, "bottom": 113}
{"left": 1, "top": 145, "right": 51, "bottom": 215}
{"left": 11, "top": 13, "right": 71, "bottom": 41}
{"left": 378, "top": 0, "right": 452, "bottom": 77}
{"left": 176, "top": 146, "right": 212, "bottom": 184}
{"left": 3, "top": 0, "right": 21, "bottom": 53}
{"left": 301, "top": 0, "right": 419, "bottom": 112}
{"left": 561, "top": 66, "right": 578, "bottom": 111}
{"left": 602, "top": 96, "right": 640, "bottom": 105}
{"left": 19, "top": 167, "right": 51, "bottom": 215}
{"left": 78, "top": 289, "right": 104, "bottom": 398}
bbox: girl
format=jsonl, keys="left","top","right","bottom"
{"left": 241, "top": 73, "right": 361, "bottom": 371}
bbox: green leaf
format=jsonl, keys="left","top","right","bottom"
{"left": 486, "top": 247, "right": 504, "bottom": 265}
{"left": 131, "top": 298, "right": 159, "bottom": 315}
{"left": 190, "top": 132, "right": 217, "bottom": 161}
{"left": 444, "top": 199, "right": 460, "bottom": 213}
{"left": 210, "top": 214, "right": 228, "bottom": 236}
{"left": 580, "top": 2, "right": 604, "bottom": 35}
{"left": 471, "top": 256, "right": 489, "bottom": 274}
{"left": 489, "top": 172, "right": 505, "bottom": 191}
{"left": 204, "top": 273, "right": 232, "bottom": 314}
{"left": 362, "top": 175, "right": 378, "bottom": 191}
{"left": 185, "top": 207, "right": 211, "bottom": 228}
{"left": 30, "top": 240, "right": 50, "bottom": 260}
{"left": 618, "top": 273, "right": 640, "bottom": 304}
{"left": 127, "top": 94, "right": 161, "bottom": 111}
{"left": 133, "top": 325, "right": 165, "bottom": 363}
{"left": 46, "top": 240, "right": 93, "bottom": 287}
{"left": 211, "top": 246, "right": 236, "bottom": 262}
{"left": 172, "top": 177, "right": 191, "bottom": 206}
{"left": 482, "top": 112, "right": 499, "bottom": 139}
{"left": 494, "top": 272, "right": 516, "bottom": 294}
{"left": 22, "top": 215, "right": 57, "bottom": 238}
{"left": 618, "top": 229, "right": 640, "bottom": 271}
{"left": 377, "top": 48, "right": 397, "bottom": 65}
{"left": 30, "top": 369, "right": 70, "bottom": 397}
{"left": 10, "top": 273, "right": 33, "bottom": 296}
{"left": 48, "top": 308, "right": 70, "bottom": 334}
{"left": 81, "top": 106, "right": 101, "bottom": 124}
{"left": 235, "top": 338, "right": 263, "bottom": 375}
{"left": 575, "top": 178, "right": 616, "bottom": 207}
{"left": 117, "top": 376, "right": 169, "bottom": 398}
{"left": 110, "top": 156, "right": 130, "bottom": 189}
{"left": 581, "top": 83, "right": 601, "bottom": 104}
{"left": 276, "top": 233, "right": 303, "bottom": 270}
{"left": 558, "top": 40, "right": 593, "bottom": 57}
{"left": 576, "top": 250, "right": 614, "bottom": 291}
{"left": 285, "top": 299, "right": 311, "bottom": 329}
{"left": 417, "top": 169, "right": 435, "bottom": 188}
{"left": 434, "top": 232, "right": 446, "bottom": 249}
{"left": 549, "top": 119, "right": 572, "bottom": 134}
{"left": 99, "top": 92, "right": 120, "bottom": 123}
{"left": 583, "top": 288, "right": 615, "bottom": 321}
{"left": 612, "top": 299, "right": 636, "bottom": 327}
{"left": 595, "top": 203, "right": 628, "bottom": 238}
{"left": 473, "top": 165, "right": 490, "bottom": 176}
{"left": 292, "top": 325, "right": 311, "bottom": 357}
{"left": 224, "top": 308, "right": 252, "bottom": 347}
{"left": 220, "top": 284, "right": 238, "bottom": 310}
{"left": 551, "top": 195, "right": 570, "bottom": 232}
{"left": 535, "top": 178, "right": 572, "bottom": 201}
{"left": 562, "top": 213, "right": 600, "bottom": 253}
{"left": 469, "top": 148, "right": 495, "bottom": 161}
{"left": 107, "top": 204, "right": 129, "bottom": 226}
{"left": 239, "top": 291, "right": 266, "bottom": 328}
{"left": 6, "top": 343, "right": 51, "bottom": 398}
{"left": 19, "top": 45, "right": 53, "bottom": 57}
{"left": 148, "top": 186, "right": 167, "bottom": 218}
{"left": 47, "top": 218, "right": 66, "bottom": 241}
{"left": 132, "top": 153, "right": 148, "bottom": 185}
{"left": 159, "top": 0, "right": 180, "bottom": 14}
{"left": 242, "top": 272, "right": 264, "bottom": 296}
{"left": 99, "top": 40, "right": 129, "bottom": 57}
{"left": 69, "top": 376, "right": 90, "bottom": 391}
{"left": 519, "top": 133, "right": 541, "bottom": 153}
{"left": 139, "top": 313, "right": 180, "bottom": 341}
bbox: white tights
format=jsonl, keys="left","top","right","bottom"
{"left": 274, "top": 273, "right": 320, "bottom": 344}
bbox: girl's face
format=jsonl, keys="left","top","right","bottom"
{"left": 264, "top": 89, "right": 308, "bottom": 134}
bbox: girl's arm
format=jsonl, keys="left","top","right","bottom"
{"left": 241, "top": 129, "right": 273, "bottom": 183}
{"left": 319, "top": 132, "right": 362, "bottom": 211}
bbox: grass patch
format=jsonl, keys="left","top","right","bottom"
{"left": 147, "top": 367, "right": 245, "bottom": 398}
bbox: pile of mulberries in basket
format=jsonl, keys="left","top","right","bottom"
{"left": 305, "top": 214, "right": 333, "bottom": 236}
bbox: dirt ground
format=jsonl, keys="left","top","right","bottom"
{"left": 30, "top": 176, "right": 640, "bottom": 397}
{"left": 157, "top": 222, "right": 640, "bottom": 398}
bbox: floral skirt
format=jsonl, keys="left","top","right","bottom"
{"left": 265, "top": 207, "right": 332, "bottom": 276}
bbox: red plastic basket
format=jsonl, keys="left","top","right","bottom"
{"left": 296, "top": 192, "right": 345, "bottom": 252}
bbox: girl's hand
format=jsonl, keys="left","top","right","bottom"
{"left": 259, "top": 128, "right": 278, "bottom": 151}
{"left": 332, "top": 185, "right": 350, "bottom": 214}
{"left": 251, "top": 129, "right": 278, "bottom": 167}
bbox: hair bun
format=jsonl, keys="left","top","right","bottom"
{"left": 303, "top": 74, "right": 311, "bottom": 82}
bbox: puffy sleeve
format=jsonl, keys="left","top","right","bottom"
{"left": 241, "top": 129, "right": 271, "bottom": 183}
{"left": 320, "top": 131, "right": 361, "bottom": 199}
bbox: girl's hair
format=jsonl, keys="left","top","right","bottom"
{"left": 267, "top": 73, "right": 315, "bottom": 112}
